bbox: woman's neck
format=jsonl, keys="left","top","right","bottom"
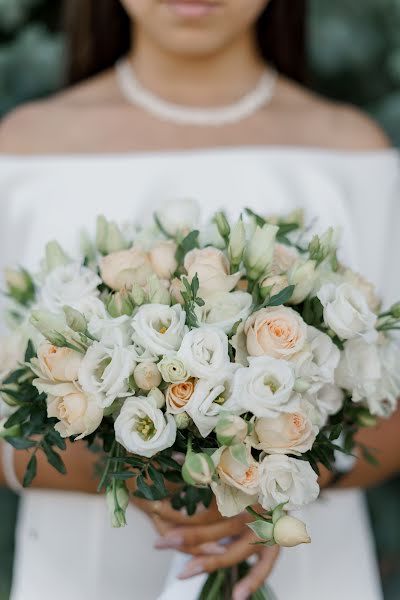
{"left": 129, "top": 28, "right": 266, "bottom": 107}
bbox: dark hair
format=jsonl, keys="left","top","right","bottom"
{"left": 65, "top": 0, "right": 307, "bottom": 85}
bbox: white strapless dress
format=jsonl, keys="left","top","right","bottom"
{"left": 1, "top": 146, "right": 399, "bottom": 600}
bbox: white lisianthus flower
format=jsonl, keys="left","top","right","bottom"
{"left": 336, "top": 338, "right": 399, "bottom": 417}
{"left": 229, "top": 356, "right": 297, "bottom": 418}
{"left": 259, "top": 455, "right": 319, "bottom": 511}
{"left": 201, "top": 291, "right": 253, "bottom": 334}
{"left": 156, "top": 198, "right": 200, "bottom": 237}
{"left": 177, "top": 326, "right": 230, "bottom": 379}
{"left": 32, "top": 341, "right": 83, "bottom": 383}
{"left": 184, "top": 248, "right": 241, "bottom": 296}
{"left": 307, "top": 384, "right": 344, "bottom": 426}
{"left": 245, "top": 306, "right": 307, "bottom": 360}
{"left": 114, "top": 395, "right": 176, "bottom": 458}
{"left": 317, "top": 283, "right": 377, "bottom": 342}
{"left": 185, "top": 366, "right": 239, "bottom": 437}
{"left": 244, "top": 224, "right": 278, "bottom": 280}
{"left": 132, "top": 304, "right": 187, "bottom": 357}
{"left": 158, "top": 354, "right": 189, "bottom": 384}
{"left": 79, "top": 342, "right": 137, "bottom": 408}
{"left": 39, "top": 263, "right": 101, "bottom": 313}
{"left": 88, "top": 306, "right": 132, "bottom": 348}
{"left": 292, "top": 326, "right": 340, "bottom": 394}
{"left": 254, "top": 401, "right": 318, "bottom": 455}
{"left": 46, "top": 383, "right": 103, "bottom": 439}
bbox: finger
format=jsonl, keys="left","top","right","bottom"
{"left": 154, "top": 514, "right": 248, "bottom": 550}
{"left": 135, "top": 497, "right": 222, "bottom": 526}
{"left": 232, "top": 545, "right": 280, "bottom": 600}
{"left": 178, "top": 529, "right": 258, "bottom": 579}
{"left": 151, "top": 515, "right": 173, "bottom": 537}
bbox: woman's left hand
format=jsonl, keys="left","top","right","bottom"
{"left": 133, "top": 497, "right": 280, "bottom": 600}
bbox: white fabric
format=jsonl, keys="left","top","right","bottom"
{"left": 0, "top": 146, "right": 399, "bottom": 600}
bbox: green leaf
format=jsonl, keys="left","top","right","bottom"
{"left": 175, "top": 230, "right": 200, "bottom": 265}
{"left": 265, "top": 285, "right": 295, "bottom": 307}
{"left": 7, "top": 437, "right": 37, "bottom": 450}
{"left": 23, "top": 454, "right": 37, "bottom": 487}
{"left": 2, "top": 368, "right": 28, "bottom": 385}
{"left": 45, "top": 429, "right": 67, "bottom": 451}
{"left": 329, "top": 424, "right": 342, "bottom": 441}
{"left": 148, "top": 465, "right": 167, "bottom": 494}
{"left": 135, "top": 474, "right": 156, "bottom": 500}
{"left": 24, "top": 340, "right": 35, "bottom": 363}
{"left": 42, "top": 442, "right": 67, "bottom": 474}
{"left": 244, "top": 208, "right": 266, "bottom": 227}
{"left": 4, "top": 405, "right": 32, "bottom": 429}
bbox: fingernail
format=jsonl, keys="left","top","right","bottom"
{"left": 178, "top": 562, "right": 204, "bottom": 579}
{"left": 199, "top": 542, "right": 227, "bottom": 555}
{"left": 154, "top": 533, "right": 183, "bottom": 549}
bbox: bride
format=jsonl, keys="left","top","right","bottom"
{"left": 0, "top": 0, "right": 399, "bottom": 598}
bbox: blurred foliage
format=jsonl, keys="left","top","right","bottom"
{"left": 0, "top": 1, "right": 399, "bottom": 599}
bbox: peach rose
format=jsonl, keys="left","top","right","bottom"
{"left": 271, "top": 244, "right": 299, "bottom": 275}
{"left": 217, "top": 446, "right": 260, "bottom": 495}
{"left": 166, "top": 378, "right": 196, "bottom": 414}
{"left": 254, "top": 408, "right": 318, "bottom": 455}
{"left": 100, "top": 247, "right": 153, "bottom": 290}
{"left": 149, "top": 240, "right": 178, "bottom": 280}
{"left": 245, "top": 306, "right": 307, "bottom": 359}
{"left": 47, "top": 386, "right": 103, "bottom": 439}
{"left": 184, "top": 248, "right": 241, "bottom": 295}
{"left": 37, "top": 342, "right": 82, "bottom": 382}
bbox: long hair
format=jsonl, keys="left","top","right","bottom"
{"left": 65, "top": 0, "right": 307, "bottom": 85}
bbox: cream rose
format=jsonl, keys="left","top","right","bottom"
{"left": 114, "top": 395, "right": 176, "bottom": 458}
{"left": 35, "top": 342, "right": 83, "bottom": 382}
{"left": 254, "top": 403, "right": 318, "bottom": 455}
{"left": 184, "top": 248, "right": 241, "bottom": 295}
{"left": 271, "top": 243, "right": 299, "bottom": 275}
{"left": 100, "top": 247, "right": 153, "bottom": 290}
{"left": 258, "top": 455, "right": 319, "bottom": 511}
{"left": 245, "top": 306, "right": 307, "bottom": 359}
{"left": 149, "top": 240, "right": 178, "bottom": 280}
{"left": 166, "top": 378, "right": 196, "bottom": 414}
{"left": 47, "top": 384, "right": 103, "bottom": 439}
{"left": 132, "top": 304, "right": 188, "bottom": 356}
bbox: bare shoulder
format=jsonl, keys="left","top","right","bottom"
{"left": 0, "top": 70, "right": 125, "bottom": 155}
{"left": 275, "top": 78, "right": 391, "bottom": 151}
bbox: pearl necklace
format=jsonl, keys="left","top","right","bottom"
{"left": 115, "top": 58, "right": 277, "bottom": 127}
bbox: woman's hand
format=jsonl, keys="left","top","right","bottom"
{"left": 133, "top": 497, "right": 279, "bottom": 600}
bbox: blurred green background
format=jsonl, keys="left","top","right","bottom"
{"left": 0, "top": 0, "right": 400, "bottom": 599}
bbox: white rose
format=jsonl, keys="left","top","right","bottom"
{"left": 273, "top": 515, "right": 311, "bottom": 547}
{"left": 39, "top": 263, "right": 101, "bottom": 313}
{"left": 336, "top": 338, "right": 399, "bottom": 417}
{"left": 79, "top": 342, "right": 137, "bottom": 408}
{"left": 156, "top": 198, "right": 200, "bottom": 237}
{"left": 158, "top": 354, "right": 189, "bottom": 384}
{"left": 149, "top": 240, "right": 178, "bottom": 280}
{"left": 100, "top": 247, "right": 153, "bottom": 291}
{"left": 47, "top": 383, "right": 103, "bottom": 439}
{"left": 201, "top": 291, "right": 253, "bottom": 334}
{"left": 317, "top": 283, "right": 377, "bottom": 342}
{"left": 185, "top": 366, "right": 239, "bottom": 437}
{"left": 34, "top": 341, "right": 83, "bottom": 382}
{"left": 292, "top": 326, "right": 340, "bottom": 394}
{"left": 230, "top": 356, "right": 298, "bottom": 418}
{"left": 184, "top": 248, "right": 241, "bottom": 295}
{"left": 177, "top": 326, "right": 230, "bottom": 379}
{"left": 132, "top": 304, "right": 187, "bottom": 356}
{"left": 245, "top": 306, "right": 307, "bottom": 360}
{"left": 254, "top": 402, "right": 318, "bottom": 455}
{"left": 259, "top": 455, "right": 319, "bottom": 511}
{"left": 114, "top": 395, "right": 176, "bottom": 458}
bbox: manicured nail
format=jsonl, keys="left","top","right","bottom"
{"left": 199, "top": 542, "right": 227, "bottom": 555}
{"left": 178, "top": 562, "right": 204, "bottom": 579}
{"left": 154, "top": 533, "right": 183, "bottom": 549}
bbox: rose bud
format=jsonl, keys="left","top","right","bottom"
{"left": 106, "top": 481, "right": 130, "bottom": 528}
{"left": 273, "top": 515, "right": 311, "bottom": 547}
{"left": 182, "top": 439, "right": 215, "bottom": 487}
{"left": 45, "top": 241, "right": 70, "bottom": 271}
{"left": 134, "top": 362, "right": 162, "bottom": 391}
{"left": 63, "top": 306, "right": 88, "bottom": 333}
{"left": 228, "top": 219, "right": 246, "bottom": 270}
{"left": 244, "top": 224, "right": 278, "bottom": 281}
{"left": 5, "top": 268, "right": 35, "bottom": 305}
{"left": 148, "top": 275, "right": 171, "bottom": 305}
{"left": 174, "top": 412, "right": 191, "bottom": 430}
{"left": 96, "top": 215, "right": 127, "bottom": 255}
{"left": 214, "top": 211, "right": 231, "bottom": 240}
{"left": 148, "top": 387, "right": 166, "bottom": 410}
{"left": 288, "top": 260, "right": 317, "bottom": 304}
{"left": 216, "top": 415, "right": 248, "bottom": 446}
{"left": 106, "top": 290, "right": 135, "bottom": 317}
{"left": 260, "top": 274, "right": 288, "bottom": 300}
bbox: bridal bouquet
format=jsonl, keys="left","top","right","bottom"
{"left": 1, "top": 200, "right": 400, "bottom": 599}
